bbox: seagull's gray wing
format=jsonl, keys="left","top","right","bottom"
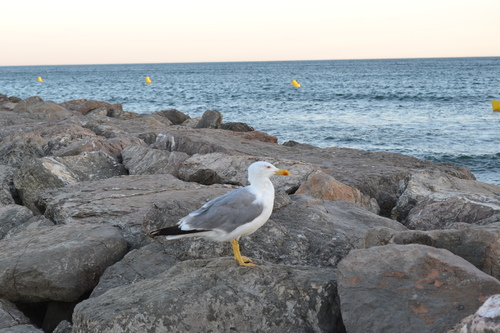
{"left": 180, "top": 187, "right": 264, "bottom": 233}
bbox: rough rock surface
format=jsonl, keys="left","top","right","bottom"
{"left": 121, "top": 144, "right": 189, "bottom": 176}
{"left": 0, "top": 204, "right": 34, "bottom": 240}
{"left": 1, "top": 95, "right": 500, "bottom": 332}
{"left": 296, "top": 168, "right": 380, "bottom": 214}
{"left": 73, "top": 259, "right": 343, "bottom": 333}
{"left": 366, "top": 223, "right": 500, "bottom": 280}
{"left": 392, "top": 170, "right": 500, "bottom": 229}
{"left": 405, "top": 192, "right": 500, "bottom": 230}
{"left": 0, "top": 165, "right": 16, "bottom": 205}
{"left": 14, "top": 152, "right": 127, "bottom": 214}
{"left": 0, "top": 324, "right": 43, "bottom": 333}
{"left": 0, "top": 224, "right": 127, "bottom": 302}
{"left": 337, "top": 244, "right": 500, "bottom": 333}
{"left": 152, "top": 109, "right": 190, "bottom": 125}
{"left": 449, "top": 294, "right": 500, "bottom": 333}
{"left": 195, "top": 109, "right": 223, "bottom": 128}
{"left": 0, "top": 299, "right": 31, "bottom": 329}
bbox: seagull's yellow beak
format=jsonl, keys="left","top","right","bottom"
{"left": 275, "top": 169, "right": 290, "bottom": 176}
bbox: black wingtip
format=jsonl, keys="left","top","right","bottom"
{"left": 150, "top": 226, "right": 208, "bottom": 237}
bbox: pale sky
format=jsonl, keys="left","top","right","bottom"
{"left": 2, "top": 0, "right": 499, "bottom": 66}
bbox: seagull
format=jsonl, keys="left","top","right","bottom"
{"left": 151, "top": 161, "right": 290, "bottom": 266}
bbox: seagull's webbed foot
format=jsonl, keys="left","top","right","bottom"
{"left": 231, "top": 240, "right": 256, "bottom": 267}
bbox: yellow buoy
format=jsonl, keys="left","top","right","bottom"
{"left": 291, "top": 80, "right": 300, "bottom": 87}
{"left": 37, "top": 76, "right": 43, "bottom": 82}
{"left": 145, "top": 77, "right": 152, "bottom": 84}
{"left": 492, "top": 100, "right": 500, "bottom": 111}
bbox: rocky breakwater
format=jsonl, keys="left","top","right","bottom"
{"left": 0, "top": 93, "right": 499, "bottom": 333}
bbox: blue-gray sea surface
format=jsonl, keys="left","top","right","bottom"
{"left": 1, "top": 57, "right": 499, "bottom": 185}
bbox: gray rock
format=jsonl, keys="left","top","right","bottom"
{"left": 152, "top": 109, "right": 190, "bottom": 125}
{"left": 106, "top": 104, "right": 123, "bottom": 117}
{"left": 405, "top": 192, "right": 500, "bottom": 230}
{"left": 0, "top": 325, "right": 43, "bottom": 333}
{"left": 0, "top": 204, "right": 34, "bottom": 240}
{"left": 14, "top": 152, "right": 127, "bottom": 214}
{"left": 121, "top": 145, "right": 189, "bottom": 176}
{"left": 3, "top": 215, "right": 55, "bottom": 239}
{"left": 0, "top": 223, "right": 128, "bottom": 302}
{"left": 219, "top": 121, "right": 254, "bottom": 132}
{"left": 0, "top": 165, "right": 16, "bottom": 205}
{"left": 53, "top": 151, "right": 128, "bottom": 181}
{"left": 374, "top": 222, "right": 500, "bottom": 280}
{"left": 452, "top": 294, "right": 500, "bottom": 333}
{"left": 90, "top": 242, "right": 178, "bottom": 297}
{"left": 14, "top": 157, "right": 78, "bottom": 214}
{"left": 337, "top": 244, "right": 500, "bottom": 333}
{"left": 0, "top": 299, "right": 31, "bottom": 329}
{"left": 81, "top": 114, "right": 171, "bottom": 142}
{"left": 14, "top": 97, "right": 74, "bottom": 120}
{"left": 0, "top": 132, "right": 45, "bottom": 168}
{"left": 0, "top": 117, "right": 98, "bottom": 168}
{"left": 60, "top": 99, "right": 123, "bottom": 117}
{"left": 52, "top": 320, "right": 72, "bottom": 333}
{"left": 73, "top": 259, "right": 343, "bottom": 333}
{"left": 85, "top": 107, "right": 108, "bottom": 117}
{"left": 195, "top": 109, "right": 223, "bottom": 128}
{"left": 392, "top": 170, "right": 500, "bottom": 229}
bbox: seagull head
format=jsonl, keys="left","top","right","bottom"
{"left": 248, "top": 161, "right": 289, "bottom": 184}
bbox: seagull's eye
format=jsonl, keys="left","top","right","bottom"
{"left": 266, "top": 166, "right": 271, "bottom": 169}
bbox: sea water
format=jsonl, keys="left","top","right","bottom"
{"left": 1, "top": 57, "right": 499, "bottom": 185}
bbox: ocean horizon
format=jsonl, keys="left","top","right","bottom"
{"left": 1, "top": 57, "right": 499, "bottom": 185}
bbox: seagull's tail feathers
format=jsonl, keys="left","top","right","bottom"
{"left": 150, "top": 226, "right": 210, "bottom": 240}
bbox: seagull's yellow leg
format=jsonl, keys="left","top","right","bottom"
{"left": 231, "top": 240, "right": 256, "bottom": 267}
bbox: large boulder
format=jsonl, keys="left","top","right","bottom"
{"left": 0, "top": 223, "right": 128, "bottom": 302}
{"left": 0, "top": 117, "right": 100, "bottom": 168}
{"left": 59, "top": 99, "right": 123, "bottom": 117}
{"left": 80, "top": 114, "right": 172, "bottom": 143}
{"left": 0, "top": 204, "right": 34, "bottom": 240}
{"left": 121, "top": 145, "right": 189, "bottom": 176}
{"left": 14, "top": 152, "right": 126, "bottom": 214}
{"left": 0, "top": 132, "right": 45, "bottom": 168}
{"left": 89, "top": 242, "right": 178, "bottom": 298}
{"left": 13, "top": 97, "right": 74, "bottom": 120}
{"left": 392, "top": 170, "right": 500, "bottom": 229}
{"left": 152, "top": 109, "right": 190, "bottom": 125}
{"left": 369, "top": 222, "right": 500, "bottom": 280}
{"left": 405, "top": 193, "right": 500, "bottom": 230}
{"left": 0, "top": 299, "right": 31, "bottom": 329}
{"left": 195, "top": 109, "right": 223, "bottom": 129}
{"left": 296, "top": 169, "right": 380, "bottom": 214}
{"left": 73, "top": 259, "right": 343, "bottom": 333}
{"left": 337, "top": 244, "right": 500, "bottom": 333}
